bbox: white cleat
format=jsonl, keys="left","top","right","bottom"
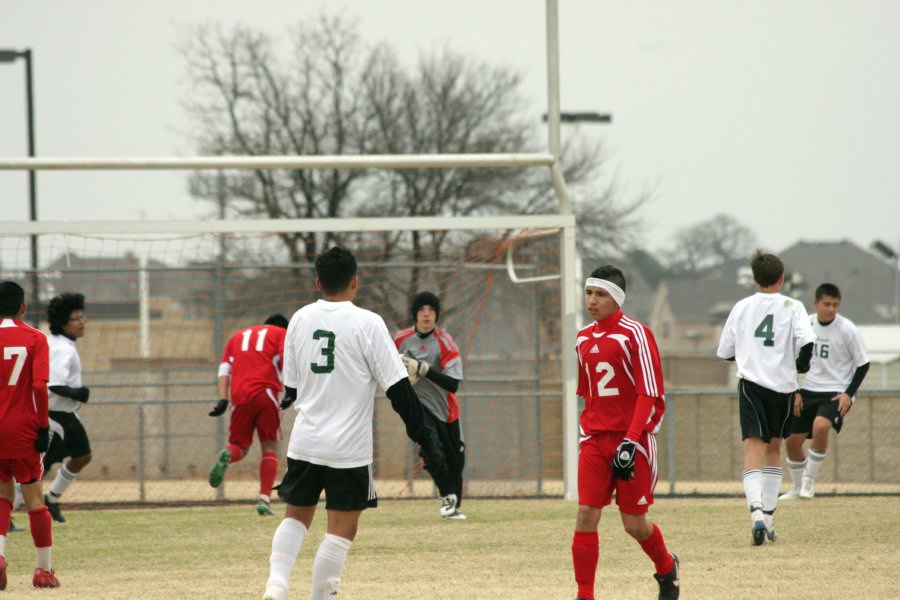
{"left": 445, "top": 510, "right": 467, "bottom": 521}
{"left": 439, "top": 494, "right": 459, "bottom": 517}
{"left": 799, "top": 476, "right": 815, "bottom": 499}
{"left": 779, "top": 487, "right": 801, "bottom": 500}
{"left": 763, "top": 514, "right": 777, "bottom": 542}
{"left": 751, "top": 509, "right": 767, "bottom": 546}
{"left": 262, "top": 584, "right": 287, "bottom": 600}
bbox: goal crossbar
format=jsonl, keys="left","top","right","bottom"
{"left": 0, "top": 153, "right": 554, "bottom": 172}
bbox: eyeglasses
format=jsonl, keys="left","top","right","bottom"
{"left": 69, "top": 315, "right": 87, "bottom": 322}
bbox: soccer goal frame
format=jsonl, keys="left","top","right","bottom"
{"left": 0, "top": 0, "right": 580, "bottom": 500}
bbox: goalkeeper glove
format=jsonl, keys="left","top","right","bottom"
{"left": 611, "top": 438, "right": 637, "bottom": 480}
{"left": 73, "top": 386, "right": 90, "bottom": 403}
{"left": 280, "top": 386, "right": 297, "bottom": 410}
{"left": 208, "top": 399, "right": 228, "bottom": 417}
{"left": 400, "top": 352, "right": 429, "bottom": 385}
{"left": 35, "top": 427, "right": 51, "bottom": 453}
{"left": 280, "top": 397, "right": 295, "bottom": 410}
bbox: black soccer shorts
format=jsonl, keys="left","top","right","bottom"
{"left": 790, "top": 390, "right": 846, "bottom": 435}
{"left": 44, "top": 411, "right": 92, "bottom": 467}
{"left": 276, "top": 457, "right": 377, "bottom": 511}
{"left": 737, "top": 379, "right": 793, "bottom": 443}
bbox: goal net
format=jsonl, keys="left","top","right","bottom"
{"left": 0, "top": 227, "right": 566, "bottom": 504}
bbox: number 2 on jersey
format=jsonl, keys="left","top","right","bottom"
{"left": 3, "top": 346, "right": 27, "bottom": 385}
{"left": 595, "top": 361, "right": 619, "bottom": 397}
{"left": 311, "top": 329, "right": 335, "bottom": 373}
{"left": 754, "top": 314, "right": 775, "bottom": 347}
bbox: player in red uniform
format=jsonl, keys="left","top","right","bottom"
{"left": 207, "top": 314, "right": 288, "bottom": 516}
{"left": 571, "top": 266, "right": 679, "bottom": 600}
{"left": 0, "top": 281, "right": 60, "bottom": 589}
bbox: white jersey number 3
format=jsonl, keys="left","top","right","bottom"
{"left": 595, "top": 361, "right": 619, "bottom": 397}
{"left": 3, "top": 346, "right": 27, "bottom": 385}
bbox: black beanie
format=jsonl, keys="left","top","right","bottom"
{"left": 411, "top": 291, "right": 440, "bottom": 323}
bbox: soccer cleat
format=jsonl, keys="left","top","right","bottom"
{"left": 751, "top": 513, "right": 767, "bottom": 546}
{"left": 8, "top": 517, "right": 24, "bottom": 532}
{"left": 439, "top": 494, "right": 458, "bottom": 518}
{"left": 45, "top": 494, "right": 66, "bottom": 523}
{"left": 262, "top": 584, "right": 287, "bottom": 600}
{"left": 32, "top": 568, "right": 60, "bottom": 588}
{"left": 654, "top": 553, "right": 680, "bottom": 600}
{"left": 256, "top": 499, "right": 274, "bottom": 516}
{"left": 445, "top": 510, "right": 467, "bottom": 521}
{"left": 0, "top": 556, "right": 7, "bottom": 591}
{"left": 799, "top": 476, "right": 815, "bottom": 499}
{"left": 779, "top": 487, "right": 801, "bottom": 500}
{"left": 208, "top": 448, "right": 232, "bottom": 488}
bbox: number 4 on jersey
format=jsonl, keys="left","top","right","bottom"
{"left": 754, "top": 314, "right": 775, "bottom": 347}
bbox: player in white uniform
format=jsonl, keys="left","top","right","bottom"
{"left": 717, "top": 251, "right": 816, "bottom": 545}
{"left": 43, "top": 293, "right": 92, "bottom": 524}
{"left": 780, "top": 283, "right": 869, "bottom": 500}
{"left": 262, "top": 247, "right": 446, "bottom": 600}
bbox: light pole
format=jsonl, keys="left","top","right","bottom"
{"left": 871, "top": 240, "right": 900, "bottom": 324}
{"left": 0, "top": 48, "right": 38, "bottom": 324}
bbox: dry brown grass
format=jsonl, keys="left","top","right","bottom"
{"left": 2, "top": 496, "right": 898, "bottom": 599}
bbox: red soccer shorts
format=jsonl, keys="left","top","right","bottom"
{"left": 0, "top": 453, "right": 45, "bottom": 484}
{"left": 577, "top": 431, "right": 659, "bottom": 515}
{"left": 229, "top": 389, "right": 283, "bottom": 448}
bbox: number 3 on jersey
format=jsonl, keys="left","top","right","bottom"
{"left": 755, "top": 314, "right": 775, "bottom": 347}
{"left": 311, "top": 329, "right": 335, "bottom": 373}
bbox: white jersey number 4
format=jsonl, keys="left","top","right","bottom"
{"left": 3, "top": 346, "right": 27, "bottom": 385}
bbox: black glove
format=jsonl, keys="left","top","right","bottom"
{"left": 208, "top": 399, "right": 228, "bottom": 417}
{"left": 35, "top": 427, "right": 50, "bottom": 453}
{"left": 280, "top": 385, "right": 297, "bottom": 410}
{"left": 73, "top": 386, "right": 90, "bottom": 403}
{"left": 418, "top": 428, "right": 445, "bottom": 474}
{"left": 611, "top": 438, "right": 637, "bottom": 480}
{"left": 280, "top": 397, "right": 295, "bottom": 410}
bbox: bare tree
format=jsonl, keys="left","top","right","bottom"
{"left": 178, "top": 13, "right": 648, "bottom": 319}
{"left": 665, "top": 213, "right": 758, "bottom": 273}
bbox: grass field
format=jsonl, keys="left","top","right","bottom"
{"left": 3, "top": 496, "right": 899, "bottom": 599}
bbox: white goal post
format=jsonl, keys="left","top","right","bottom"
{"left": 0, "top": 0, "right": 581, "bottom": 500}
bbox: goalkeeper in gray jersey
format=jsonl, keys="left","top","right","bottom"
{"left": 394, "top": 292, "right": 467, "bottom": 520}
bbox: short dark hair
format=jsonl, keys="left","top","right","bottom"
{"left": 815, "top": 283, "right": 841, "bottom": 301}
{"left": 315, "top": 247, "right": 357, "bottom": 294}
{"left": 264, "top": 313, "right": 289, "bottom": 329}
{"left": 750, "top": 250, "right": 784, "bottom": 287}
{"left": 47, "top": 292, "right": 86, "bottom": 335}
{"left": 0, "top": 281, "right": 25, "bottom": 317}
{"left": 589, "top": 265, "right": 626, "bottom": 293}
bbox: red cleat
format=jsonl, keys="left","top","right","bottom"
{"left": 32, "top": 568, "right": 60, "bottom": 588}
{"left": 0, "top": 556, "right": 7, "bottom": 591}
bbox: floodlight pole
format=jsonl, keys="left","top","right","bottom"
{"left": 871, "top": 240, "right": 900, "bottom": 324}
{"left": 0, "top": 48, "right": 38, "bottom": 324}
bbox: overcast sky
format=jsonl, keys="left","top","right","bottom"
{"left": 1, "top": 0, "right": 899, "bottom": 263}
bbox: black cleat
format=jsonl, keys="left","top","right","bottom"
{"left": 654, "top": 553, "right": 680, "bottom": 599}
{"left": 45, "top": 494, "right": 66, "bottom": 523}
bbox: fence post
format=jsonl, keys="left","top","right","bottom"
{"left": 667, "top": 395, "right": 676, "bottom": 494}
{"left": 138, "top": 404, "right": 146, "bottom": 502}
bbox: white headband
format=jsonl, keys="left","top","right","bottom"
{"left": 585, "top": 277, "right": 625, "bottom": 308}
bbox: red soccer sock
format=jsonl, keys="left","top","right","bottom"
{"left": 0, "top": 498, "right": 12, "bottom": 535}
{"left": 572, "top": 530, "right": 599, "bottom": 600}
{"left": 28, "top": 507, "right": 52, "bottom": 549}
{"left": 259, "top": 451, "right": 278, "bottom": 498}
{"left": 226, "top": 444, "right": 244, "bottom": 463}
{"left": 638, "top": 523, "right": 674, "bottom": 576}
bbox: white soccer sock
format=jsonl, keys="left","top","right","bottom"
{"left": 761, "top": 466, "right": 783, "bottom": 512}
{"left": 310, "top": 534, "right": 352, "bottom": 600}
{"left": 49, "top": 465, "right": 77, "bottom": 500}
{"left": 742, "top": 469, "right": 763, "bottom": 511}
{"left": 0, "top": 534, "right": 7, "bottom": 556}
{"left": 786, "top": 458, "right": 806, "bottom": 490}
{"left": 805, "top": 449, "right": 826, "bottom": 479}
{"left": 267, "top": 518, "right": 307, "bottom": 591}
{"left": 14, "top": 482, "right": 24, "bottom": 511}
{"left": 36, "top": 546, "right": 51, "bottom": 571}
